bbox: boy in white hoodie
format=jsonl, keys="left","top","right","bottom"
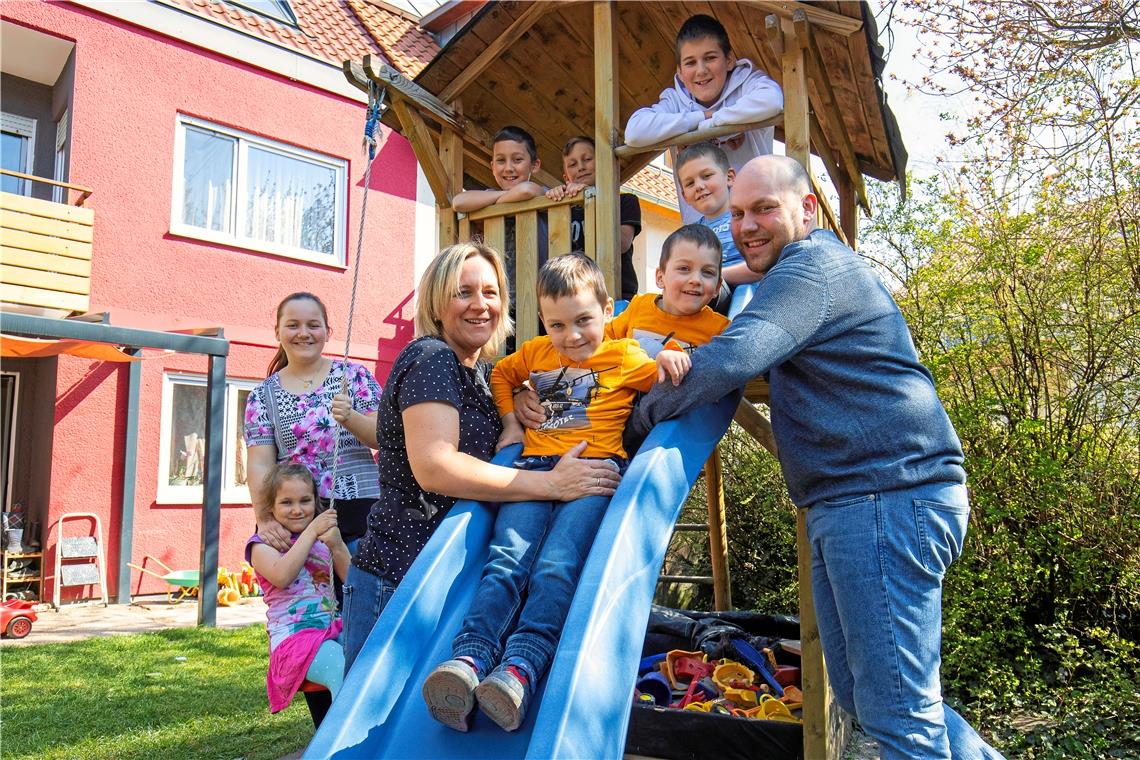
{"left": 624, "top": 14, "right": 783, "bottom": 223}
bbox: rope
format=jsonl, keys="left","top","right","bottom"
{"left": 326, "top": 82, "right": 386, "bottom": 515}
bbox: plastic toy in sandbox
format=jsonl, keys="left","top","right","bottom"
{"left": 626, "top": 606, "right": 805, "bottom": 760}
{"left": 0, "top": 598, "right": 38, "bottom": 638}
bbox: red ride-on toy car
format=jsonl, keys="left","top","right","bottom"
{"left": 1, "top": 599, "right": 38, "bottom": 639}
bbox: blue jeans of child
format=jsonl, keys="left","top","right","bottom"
{"left": 806, "top": 482, "right": 1004, "bottom": 760}
{"left": 451, "top": 455, "right": 618, "bottom": 682}
{"left": 341, "top": 564, "right": 397, "bottom": 676}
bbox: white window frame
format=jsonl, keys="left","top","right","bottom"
{"left": 1, "top": 371, "right": 20, "bottom": 512}
{"left": 52, "top": 110, "right": 68, "bottom": 204}
{"left": 1, "top": 112, "right": 37, "bottom": 196}
{"left": 170, "top": 115, "right": 347, "bottom": 266}
{"left": 156, "top": 372, "right": 259, "bottom": 505}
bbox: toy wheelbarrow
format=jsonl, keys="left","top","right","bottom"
{"left": 127, "top": 555, "right": 199, "bottom": 604}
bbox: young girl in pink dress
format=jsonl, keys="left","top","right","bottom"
{"left": 246, "top": 463, "right": 349, "bottom": 712}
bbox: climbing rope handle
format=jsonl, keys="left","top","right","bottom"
{"left": 326, "top": 82, "right": 387, "bottom": 516}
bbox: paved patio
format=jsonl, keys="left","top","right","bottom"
{"left": 0, "top": 595, "right": 267, "bottom": 647}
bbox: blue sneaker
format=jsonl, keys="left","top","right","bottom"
{"left": 423, "top": 659, "right": 479, "bottom": 732}
{"left": 474, "top": 664, "right": 531, "bottom": 732}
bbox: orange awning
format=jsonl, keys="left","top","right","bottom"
{"left": 0, "top": 334, "right": 140, "bottom": 362}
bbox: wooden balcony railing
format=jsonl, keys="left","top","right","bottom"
{"left": 0, "top": 170, "right": 94, "bottom": 316}
{"left": 461, "top": 190, "right": 597, "bottom": 345}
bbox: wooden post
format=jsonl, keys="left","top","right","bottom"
{"left": 838, "top": 171, "right": 858, "bottom": 250}
{"left": 780, "top": 12, "right": 832, "bottom": 760}
{"left": 593, "top": 1, "right": 621, "bottom": 297}
{"left": 438, "top": 112, "right": 465, "bottom": 246}
{"left": 704, "top": 447, "right": 732, "bottom": 611}
{"left": 515, "top": 210, "right": 540, "bottom": 344}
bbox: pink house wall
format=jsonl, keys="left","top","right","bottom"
{"left": 5, "top": 2, "right": 420, "bottom": 601}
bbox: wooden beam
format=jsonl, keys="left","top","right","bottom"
{"left": 741, "top": 0, "right": 863, "bottom": 36}
{"left": 733, "top": 399, "right": 777, "bottom": 457}
{"left": 794, "top": 11, "right": 872, "bottom": 214}
{"left": 838, "top": 171, "right": 858, "bottom": 249}
{"left": 515, "top": 210, "right": 541, "bottom": 347}
{"left": 811, "top": 174, "right": 848, "bottom": 248}
{"left": 775, "top": 16, "right": 810, "bottom": 167}
{"left": 594, "top": 0, "right": 621, "bottom": 296}
{"left": 798, "top": 509, "right": 830, "bottom": 759}
{"left": 466, "top": 193, "right": 582, "bottom": 221}
{"left": 347, "top": 56, "right": 497, "bottom": 152}
{"left": 438, "top": 99, "right": 465, "bottom": 246}
{"left": 391, "top": 99, "right": 451, "bottom": 207}
{"left": 438, "top": 3, "right": 554, "bottom": 103}
{"left": 704, "top": 447, "right": 732, "bottom": 611}
{"left": 615, "top": 116, "right": 782, "bottom": 158}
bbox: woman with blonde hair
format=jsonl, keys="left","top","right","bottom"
{"left": 342, "top": 242, "right": 622, "bottom": 671}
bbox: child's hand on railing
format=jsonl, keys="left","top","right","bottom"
{"left": 545, "top": 182, "right": 588, "bottom": 202}
{"left": 656, "top": 349, "right": 692, "bottom": 387}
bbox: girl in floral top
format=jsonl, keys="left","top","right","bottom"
{"left": 247, "top": 463, "right": 349, "bottom": 712}
{"left": 245, "top": 293, "right": 382, "bottom": 552}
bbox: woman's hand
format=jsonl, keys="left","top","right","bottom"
{"left": 656, "top": 349, "right": 692, "bottom": 386}
{"left": 546, "top": 441, "right": 622, "bottom": 500}
{"left": 257, "top": 519, "right": 293, "bottom": 553}
{"left": 512, "top": 386, "right": 545, "bottom": 429}
{"left": 331, "top": 393, "right": 353, "bottom": 424}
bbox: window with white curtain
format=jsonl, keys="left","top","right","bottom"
{"left": 157, "top": 373, "right": 257, "bottom": 504}
{"left": 171, "top": 115, "right": 346, "bottom": 265}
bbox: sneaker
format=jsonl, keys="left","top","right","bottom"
{"left": 422, "top": 659, "right": 479, "bottom": 732}
{"left": 474, "top": 664, "right": 531, "bottom": 732}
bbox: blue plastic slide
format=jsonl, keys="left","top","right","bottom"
{"left": 304, "top": 392, "right": 740, "bottom": 759}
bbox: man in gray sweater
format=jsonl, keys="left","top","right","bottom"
{"left": 634, "top": 156, "right": 1003, "bottom": 760}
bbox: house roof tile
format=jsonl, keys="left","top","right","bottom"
{"left": 623, "top": 164, "right": 678, "bottom": 210}
{"left": 160, "top": 0, "right": 433, "bottom": 77}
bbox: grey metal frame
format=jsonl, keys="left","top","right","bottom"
{"left": 0, "top": 312, "right": 230, "bottom": 626}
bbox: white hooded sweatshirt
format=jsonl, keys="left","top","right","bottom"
{"left": 624, "top": 59, "right": 783, "bottom": 223}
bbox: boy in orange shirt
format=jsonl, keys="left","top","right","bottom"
{"left": 422, "top": 254, "right": 688, "bottom": 734}
{"left": 513, "top": 225, "right": 729, "bottom": 430}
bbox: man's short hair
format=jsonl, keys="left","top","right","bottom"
{"left": 769, "top": 154, "right": 812, "bottom": 197}
{"left": 562, "top": 135, "right": 595, "bottom": 156}
{"left": 676, "top": 14, "right": 732, "bottom": 59}
{"left": 675, "top": 142, "right": 731, "bottom": 178}
{"left": 537, "top": 253, "right": 609, "bottom": 310}
{"left": 493, "top": 125, "right": 538, "bottom": 162}
{"left": 660, "top": 223, "right": 722, "bottom": 277}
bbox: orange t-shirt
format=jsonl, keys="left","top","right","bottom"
{"left": 491, "top": 337, "right": 658, "bottom": 459}
{"left": 606, "top": 293, "right": 729, "bottom": 357}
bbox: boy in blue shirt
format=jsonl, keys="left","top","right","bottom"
{"left": 676, "top": 143, "right": 763, "bottom": 313}
{"left": 625, "top": 14, "right": 782, "bottom": 224}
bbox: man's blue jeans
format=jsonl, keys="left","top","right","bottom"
{"left": 452, "top": 456, "right": 615, "bottom": 682}
{"left": 341, "top": 563, "right": 397, "bottom": 676}
{"left": 806, "top": 482, "right": 1004, "bottom": 760}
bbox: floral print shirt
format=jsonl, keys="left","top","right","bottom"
{"left": 245, "top": 534, "right": 336, "bottom": 649}
{"left": 244, "top": 360, "right": 382, "bottom": 500}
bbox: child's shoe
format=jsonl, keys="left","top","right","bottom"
{"left": 474, "top": 663, "right": 532, "bottom": 732}
{"left": 423, "top": 659, "right": 480, "bottom": 732}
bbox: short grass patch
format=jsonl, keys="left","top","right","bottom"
{"left": 0, "top": 625, "right": 312, "bottom": 760}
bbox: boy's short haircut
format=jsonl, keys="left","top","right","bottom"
{"left": 494, "top": 125, "right": 538, "bottom": 162}
{"left": 562, "top": 135, "right": 595, "bottom": 156}
{"left": 676, "top": 14, "right": 731, "bottom": 59}
{"left": 537, "top": 252, "right": 609, "bottom": 310}
{"left": 675, "top": 142, "right": 732, "bottom": 178}
{"left": 258, "top": 462, "right": 317, "bottom": 525}
{"left": 659, "top": 223, "right": 723, "bottom": 276}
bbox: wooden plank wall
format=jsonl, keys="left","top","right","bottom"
{"left": 0, "top": 191, "right": 93, "bottom": 314}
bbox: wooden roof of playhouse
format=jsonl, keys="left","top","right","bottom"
{"left": 345, "top": 0, "right": 906, "bottom": 216}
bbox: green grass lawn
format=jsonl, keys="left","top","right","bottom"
{"left": 0, "top": 625, "right": 313, "bottom": 760}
